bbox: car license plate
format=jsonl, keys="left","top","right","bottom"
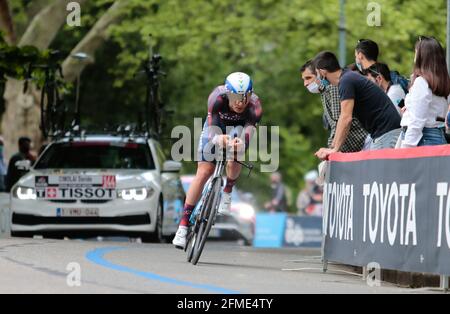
{"left": 57, "top": 208, "right": 99, "bottom": 217}
{"left": 36, "top": 175, "right": 117, "bottom": 200}
{"left": 38, "top": 187, "right": 116, "bottom": 200}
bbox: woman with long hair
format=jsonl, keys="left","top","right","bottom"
{"left": 399, "top": 36, "right": 450, "bottom": 148}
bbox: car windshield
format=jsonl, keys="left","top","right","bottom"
{"left": 34, "top": 142, "right": 155, "bottom": 170}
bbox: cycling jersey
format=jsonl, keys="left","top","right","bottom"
{"left": 207, "top": 85, "right": 262, "bottom": 147}
{"left": 198, "top": 85, "right": 263, "bottom": 163}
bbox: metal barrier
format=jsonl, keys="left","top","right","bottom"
{"left": 322, "top": 146, "right": 450, "bottom": 288}
{"left": 0, "top": 193, "right": 10, "bottom": 238}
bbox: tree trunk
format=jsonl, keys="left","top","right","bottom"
{"left": 0, "top": 0, "right": 127, "bottom": 161}
{"left": 19, "top": 0, "right": 87, "bottom": 48}
{"left": 0, "top": 0, "right": 16, "bottom": 44}
{"left": 62, "top": 0, "right": 125, "bottom": 82}
{"left": 1, "top": 80, "right": 41, "bottom": 160}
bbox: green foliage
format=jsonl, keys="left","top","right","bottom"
{"left": 0, "top": 33, "right": 44, "bottom": 82}
{"left": 6, "top": 0, "right": 449, "bottom": 210}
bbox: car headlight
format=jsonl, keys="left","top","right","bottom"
{"left": 13, "top": 186, "right": 37, "bottom": 200}
{"left": 117, "top": 187, "right": 154, "bottom": 201}
{"left": 236, "top": 203, "right": 256, "bottom": 220}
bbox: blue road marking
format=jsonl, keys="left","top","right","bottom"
{"left": 85, "top": 246, "right": 240, "bottom": 294}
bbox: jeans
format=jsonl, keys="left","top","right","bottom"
{"left": 417, "top": 127, "right": 446, "bottom": 146}
{"left": 399, "top": 127, "right": 447, "bottom": 147}
{"left": 368, "top": 128, "right": 402, "bottom": 150}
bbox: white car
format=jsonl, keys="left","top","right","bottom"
{"left": 10, "top": 134, "right": 185, "bottom": 242}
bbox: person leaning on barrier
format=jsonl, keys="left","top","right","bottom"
{"left": 313, "top": 51, "right": 402, "bottom": 160}
{"left": 300, "top": 60, "right": 367, "bottom": 153}
{"left": 397, "top": 36, "right": 450, "bottom": 148}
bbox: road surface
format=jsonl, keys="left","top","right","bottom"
{"left": 0, "top": 237, "right": 434, "bottom": 294}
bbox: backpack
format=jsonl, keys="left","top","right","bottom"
{"left": 390, "top": 71, "right": 409, "bottom": 94}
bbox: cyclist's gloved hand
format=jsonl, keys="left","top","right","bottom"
{"left": 229, "top": 137, "right": 245, "bottom": 152}
{"left": 212, "top": 135, "right": 229, "bottom": 148}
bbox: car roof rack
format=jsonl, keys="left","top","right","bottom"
{"left": 42, "top": 34, "right": 170, "bottom": 143}
{"left": 60, "top": 122, "right": 155, "bottom": 141}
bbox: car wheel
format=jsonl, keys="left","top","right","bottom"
{"left": 141, "top": 199, "right": 164, "bottom": 243}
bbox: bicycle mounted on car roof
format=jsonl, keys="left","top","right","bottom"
{"left": 23, "top": 36, "right": 170, "bottom": 142}
{"left": 23, "top": 50, "right": 67, "bottom": 139}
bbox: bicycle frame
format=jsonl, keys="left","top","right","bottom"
{"left": 189, "top": 159, "right": 226, "bottom": 225}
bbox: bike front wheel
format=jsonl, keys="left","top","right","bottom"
{"left": 191, "top": 178, "right": 222, "bottom": 265}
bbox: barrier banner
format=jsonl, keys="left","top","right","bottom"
{"left": 323, "top": 145, "right": 450, "bottom": 276}
{"left": 254, "top": 213, "right": 287, "bottom": 248}
{"left": 283, "top": 216, "right": 322, "bottom": 248}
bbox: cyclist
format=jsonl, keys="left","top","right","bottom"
{"left": 172, "top": 72, "right": 263, "bottom": 248}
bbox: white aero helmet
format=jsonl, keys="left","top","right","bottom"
{"left": 225, "top": 72, "right": 253, "bottom": 102}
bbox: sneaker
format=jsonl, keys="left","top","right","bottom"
{"left": 218, "top": 192, "right": 232, "bottom": 215}
{"left": 172, "top": 226, "right": 188, "bottom": 249}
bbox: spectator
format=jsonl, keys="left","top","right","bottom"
{"left": 0, "top": 137, "right": 6, "bottom": 192}
{"left": 313, "top": 51, "right": 401, "bottom": 160}
{"left": 264, "top": 172, "right": 287, "bottom": 213}
{"left": 355, "top": 39, "right": 409, "bottom": 93}
{"left": 367, "top": 62, "right": 406, "bottom": 115}
{"left": 346, "top": 63, "right": 363, "bottom": 74}
{"left": 301, "top": 60, "right": 367, "bottom": 153}
{"left": 296, "top": 170, "right": 323, "bottom": 217}
{"left": 398, "top": 36, "right": 450, "bottom": 148}
{"left": 347, "top": 63, "right": 373, "bottom": 150}
{"left": 354, "top": 39, "right": 379, "bottom": 73}
{"left": 6, "top": 137, "right": 36, "bottom": 192}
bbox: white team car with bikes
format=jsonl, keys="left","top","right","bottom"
{"left": 9, "top": 133, "right": 185, "bottom": 242}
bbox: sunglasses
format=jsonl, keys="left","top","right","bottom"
{"left": 367, "top": 67, "right": 381, "bottom": 77}
{"left": 227, "top": 92, "right": 251, "bottom": 104}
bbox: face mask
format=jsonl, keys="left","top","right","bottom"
{"left": 318, "top": 74, "right": 330, "bottom": 88}
{"left": 307, "top": 81, "right": 320, "bottom": 94}
{"left": 355, "top": 61, "right": 363, "bottom": 72}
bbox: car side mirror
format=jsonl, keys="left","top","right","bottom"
{"left": 162, "top": 161, "right": 182, "bottom": 173}
{"left": 15, "top": 160, "right": 31, "bottom": 171}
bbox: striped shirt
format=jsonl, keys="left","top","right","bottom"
{"left": 321, "top": 85, "right": 368, "bottom": 153}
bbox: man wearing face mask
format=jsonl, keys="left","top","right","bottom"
{"left": 313, "top": 51, "right": 401, "bottom": 160}
{"left": 300, "top": 60, "right": 367, "bottom": 153}
{"left": 354, "top": 39, "right": 378, "bottom": 73}
{"left": 355, "top": 39, "right": 409, "bottom": 94}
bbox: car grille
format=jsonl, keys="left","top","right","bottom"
{"left": 12, "top": 213, "right": 151, "bottom": 226}
{"left": 81, "top": 200, "right": 111, "bottom": 204}
{"left": 48, "top": 200, "right": 112, "bottom": 204}
{"left": 49, "top": 200, "right": 77, "bottom": 204}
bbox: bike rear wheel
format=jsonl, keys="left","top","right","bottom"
{"left": 40, "top": 85, "right": 52, "bottom": 138}
{"left": 186, "top": 227, "right": 195, "bottom": 262}
{"left": 191, "top": 178, "right": 222, "bottom": 265}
